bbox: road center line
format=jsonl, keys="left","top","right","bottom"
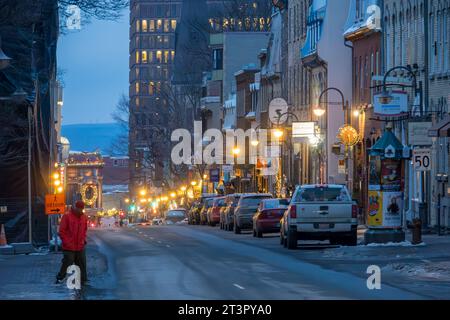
{"left": 233, "top": 283, "right": 245, "bottom": 290}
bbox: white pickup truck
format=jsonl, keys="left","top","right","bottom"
{"left": 280, "top": 185, "right": 358, "bottom": 249}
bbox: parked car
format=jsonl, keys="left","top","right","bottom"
{"left": 200, "top": 198, "right": 216, "bottom": 225}
{"left": 207, "top": 196, "right": 226, "bottom": 226}
{"left": 188, "top": 202, "right": 201, "bottom": 225}
{"left": 234, "top": 193, "right": 273, "bottom": 234}
{"left": 220, "top": 194, "right": 242, "bottom": 231}
{"left": 164, "top": 209, "right": 187, "bottom": 225}
{"left": 280, "top": 184, "right": 358, "bottom": 249}
{"left": 252, "top": 199, "right": 289, "bottom": 238}
{"left": 152, "top": 218, "right": 163, "bottom": 225}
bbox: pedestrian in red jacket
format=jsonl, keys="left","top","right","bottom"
{"left": 56, "top": 200, "right": 88, "bottom": 284}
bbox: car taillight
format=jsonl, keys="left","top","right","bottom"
{"left": 352, "top": 205, "right": 358, "bottom": 218}
{"left": 289, "top": 205, "right": 297, "bottom": 219}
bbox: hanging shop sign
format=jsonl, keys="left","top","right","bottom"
{"left": 374, "top": 91, "right": 408, "bottom": 116}
{"left": 292, "top": 122, "right": 315, "bottom": 139}
{"left": 209, "top": 168, "right": 220, "bottom": 183}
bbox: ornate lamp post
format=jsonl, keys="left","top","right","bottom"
{"left": 314, "top": 87, "right": 357, "bottom": 187}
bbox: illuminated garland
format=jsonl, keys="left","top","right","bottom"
{"left": 81, "top": 184, "right": 98, "bottom": 206}
{"left": 337, "top": 125, "right": 361, "bottom": 147}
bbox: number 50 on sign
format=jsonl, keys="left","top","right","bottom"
{"left": 413, "top": 149, "right": 431, "bottom": 171}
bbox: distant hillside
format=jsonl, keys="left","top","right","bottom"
{"left": 62, "top": 123, "right": 127, "bottom": 156}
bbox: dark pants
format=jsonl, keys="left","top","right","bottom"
{"left": 56, "top": 249, "right": 87, "bottom": 282}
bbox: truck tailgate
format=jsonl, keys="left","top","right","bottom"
{"left": 295, "top": 202, "right": 353, "bottom": 222}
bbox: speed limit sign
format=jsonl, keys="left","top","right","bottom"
{"left": 413, "top": 149, "right": 432, "bottom": 171}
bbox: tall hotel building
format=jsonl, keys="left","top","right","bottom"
{"left": 129, "top": 0, "right": 182, "bottom": 192}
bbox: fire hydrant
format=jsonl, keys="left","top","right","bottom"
{"left": 412, "top": 218, "right": 422, "bottom": 245}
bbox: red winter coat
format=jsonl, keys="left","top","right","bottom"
{"left": 59, "top": 209, "right": 88, "bottom": 251}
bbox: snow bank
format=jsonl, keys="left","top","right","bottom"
{"left": 364, "top": 241, "right": 426, "bottom": 247}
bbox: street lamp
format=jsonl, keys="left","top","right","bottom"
{"left": 315, "top": 87, "right": 351, "bottom": 185}
{"left": 273, "top": 128, "right": 284, "bottom": 139}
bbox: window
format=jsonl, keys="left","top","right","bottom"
{"left": 156, "top": 50, "right": 162, "bottom": 63}
{"left": 392, "top": 15, "right": 396, "bottom": 67}
{"left": 430, "top": 13, "right": 435, "bottom": 73}
{"left": 149, "top": 51, "right": 154, "bottom": 63}
{"left": 135, "top": 67, "right": 139, "bottom": 78}
{"left": 164, "top": 19, "right": 170, "bottom": 33}
{"left": 149, "top": 82, "right": 155, "bottom": 95}
{"left": 142, "top": 50, "right": 148, "bottom": 63}
{"left": 136, "top": 20, "right": 140, "bottom": 32}
{"left": 171, "top": 50, "right": 175, "bottom": 62}
{"left": 294, "top": 187, "right": 351, "bottom": 202}
{"left": 164, "top": 50, "right": 169, "bottom": 63}
{"left": 136, "top": 51, "right": 140, "bottom": 64}
{"left": 142, "top": 20, "right": 148, "bottom": 32}
{"left": 444, "top": 10, "right": 449, "bottom": 71}
{"left": 149, "top": 19, "right": 155, "bottom": 32}
{"left": 157, "top": 19, "right": 162, "bottom": 31}
{"left": 212, "top": 48, "right": 223, "bottom": 70}
{"left": 135, "top": 82, "right": 140, "bottom": 94}
{"left": 135, "top": 97, "right": 140, "bottom": 107}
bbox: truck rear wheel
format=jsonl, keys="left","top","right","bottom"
{"left": 287, "top": 229, "right": 297, "bottom": 250}
{"left": 234, "top": 222, "right": 241, "bottom": 234}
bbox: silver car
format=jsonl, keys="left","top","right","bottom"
{"left": 234, "top": 193, "right": 273, "bottom": 234}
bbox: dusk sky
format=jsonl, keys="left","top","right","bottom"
{"left": 58, "top": 10, "right": 129, "bottom": 125}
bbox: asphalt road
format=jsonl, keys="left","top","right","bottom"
{"left": 85, "top": 224, "right": 428, "bottom": 300}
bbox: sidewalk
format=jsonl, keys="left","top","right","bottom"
{"left": 0, "top": 240, "right": 110, "bottom": 300}
{"left": 0, "top": 250, "right": 73, "bottom": 300}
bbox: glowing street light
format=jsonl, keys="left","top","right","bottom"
{"left": 53, "top": 173, "right": 60, "bottom": 180}
{"left": 251, "top": 139, "right": 259, "bottom": 147}
{"left": 273, "top": 129, "right": 284, "bottom": 139}
{"left": 232, "top": 147, "right": 241, "bottom": 155}
{"left": 125, "top": 198, "right": 130, "bottom": 204}
{"left": 57, "top": 186, "right": 63, "bottom": 193}
{"left": 139, "top": 189, "right": 147, "bottom": 196}
{"left": 53, "top": 180, "right": 61, "bottom": 187}
{"left": 170, "top": 192, "right": 176, "bottom": 198}
{"left": 313, "top": 106, "right": 326, "bottom": 117}
{"left": 180, "top": 186, "right": 187, "bottom": 192}
{"left": 191, "top": 181, "right": 197, "bottom": 186}
{"left": 353, "top": 110, "right": 361, "bottom": 117}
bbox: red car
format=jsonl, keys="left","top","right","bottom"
{"left": 252, "top": 199, "right": 290, "bottom": 238}
{"left": 207, "top": 197, "right": 226, "bottom": 226}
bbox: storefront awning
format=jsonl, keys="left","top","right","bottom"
{"left": 428, "top": 115, "right": 450, "bottom": 138}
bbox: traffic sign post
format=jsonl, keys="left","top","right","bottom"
{"left": 45, "top": 194, "right": 66, "bottom": 215}
{"left": 46, "top": 194, "right": 65, "bottom": 253}
{"left": 413, "top": 149, "right": 432, "bottom": 172}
